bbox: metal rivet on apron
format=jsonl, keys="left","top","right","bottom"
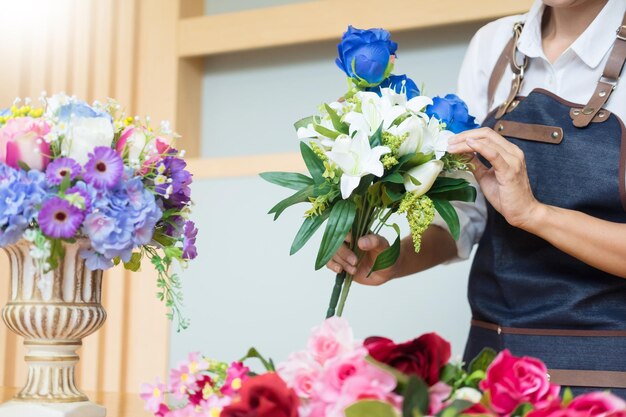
{"left": 497, "top": 326, "right": 502, "bottom": 335}
{"left": 547, "top": 373, "right": 551, "bottom": 381}
{"left": 511, "top": 100, "right": 518, "bottom": 107}
{"left": 552, "top": 131, "right": 559, "bottom": 139}
{"left": 598, "top": 111, "right": 606, "bottom": 118}
{"left": 599, "top": 90, "right": 607, "bottom": 97}
{"left": 582, "top": 107, "right": 595, "bottom": 115}
{"left": 498, "top": 124, "right": 504, "bottom": 132}
{"left": 573, "top": 109, "right": 581, "bottom": 116}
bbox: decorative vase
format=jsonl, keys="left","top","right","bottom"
{"left": 0, "top": 239, "right": 107, "bottom": 417}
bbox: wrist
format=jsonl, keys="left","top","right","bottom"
{"left": 516, "top": 201, "right": 551, "bottom": 234}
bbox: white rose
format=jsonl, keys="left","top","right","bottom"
{"left": 452, "top": 387, "right": 482, "bottom": 403}
{"left": 403, "top": 159, "right": 444, "bottom": 196}
{"left": 62, "top": 117, "right": 114, "bottom": 165}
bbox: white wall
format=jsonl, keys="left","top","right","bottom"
{"left": 169, "top": 20, "right": 485, "bottom": 369}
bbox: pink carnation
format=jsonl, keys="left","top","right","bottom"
{"left": 278, "top": 350, "right": 322, "bottom": 399}
{"left": 480, "top": 350, "right": 560, "bottom": 415}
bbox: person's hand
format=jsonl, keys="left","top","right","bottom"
{"left": 447, "top": 127, "right": 544, "bottom": 229}
{"left": 325, "top": 233, "right": 393, "bottom": 286}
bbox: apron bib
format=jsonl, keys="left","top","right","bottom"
{"left": 464, "top": 17, "right": 626, "bottom": 396}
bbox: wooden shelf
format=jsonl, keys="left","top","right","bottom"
{"left": 178, "top": 0, "right": 533, "bottom": 57}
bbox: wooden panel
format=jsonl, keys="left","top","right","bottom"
{"left": 178, "top": 0, "right": 533, "bottom": 57}
{"left": 176, "top": 58, "right": 204, "bottom": 157}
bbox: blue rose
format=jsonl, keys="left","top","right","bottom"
{"left": 369, "top": 74, "right": 420, "bottom": 99}
{"left": 426, "top": 94, "right": 479, "bottom": 133}
{"left": 336, "top": 26, "right": 398, "bottom": 87}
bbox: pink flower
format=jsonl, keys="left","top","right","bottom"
{"left": 170, "top": 364, "right": 197, "bottom": 400}
{"left": 428, "top": 382, "right": 452, "bottom": 415}
{"left": 307, "top": 317, "right": 358, "bottom": 365}
{"left": 164, "top": 404, "right": 203, "bottom": 417}
{"left": 220, "top": 361, "right": 249, "bottom": 396}
{"left": 480, "top": 350, "right": 560, "bottom": 415}
{"left": 0, "top": 117, "right": 50, "bottom": 171}
{"left": 199, "top": 395, "right": 232, "bottom": 416}
{"left": 140, "top": 378, "right": 168, "bottom": 413}
{"left": 568, "top": 392, "right": 626, "bottom": 417}
{"left": 187, "top": 352, "right": 210, "bottom": 374}
{"left": 278, "top": 350, "right": 322, "bottom": 399}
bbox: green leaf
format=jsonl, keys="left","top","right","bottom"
{"left": 562, "top": 388, "right": 574, "bottom": 406}
{"left": 324, "top": 103, "right": 349, "bottom": 134}
{"left": 290, "top": 210, "right": 330, "bottom": 255}
{"left": 313, "top": 123, "right": 342, "bottom": 140}
{"left": 17, "top": 161, "right": 31, "bottom": 172}
{"left": 402, "top": 376, "right": 429, "bottom": 417}
{"left": 382, "top": 184, "right": 404, "bottom": 206}
{"left": 398, "top": 152, "right": 434, "bottom": 171}
{"left": 59, "top": 170, "right": 72, "bottom": 193}
{"left": 239, "top": 347, "right": 275, "bottom": 372}
{"left": 439, "top": 363, "right": 464, "bottom": 385}
{"left": 370, "top": 123, "right": 383, "bottom": 147}
{"left": 294, "top": 115, "right": 320, "bottom": 131}
{"left": 429, "top": 185, "right": 477, "bottom": 203}
{"left": 315, "top": 200, "right": 357, "bottom": 270}
{"left": 370, "top": 224, "right": 401, "bottom": 274}
{"left": 428, "top": 177, "right": 470, "bottom": 194}
{"left": 123, "top": 252, "right": 142, "bottom": 272}
{"left": 346, "top": 400, "right": 400, "bottom": 417}
{"left": 259, "top": 171, "right": 314, "bottom": 191}
{"left": 300, "top": 141, "right": 325, "bottom": 183}
{"left": 437, "top": 400, "right": 473, "bottom": 417}
{"left": 468, "top": 347, "right": 497, "bottom": 374}
{"left": 268, "top": 185, "right": 314, "bottom": 220}
{"left": 511, "top": 403, "right": 533, "bottom": 417}
{"left": 432, "top": 198, "right": 460, "bottom": 240}
{"left": 382, "top": 172, "right": 404, "bottom": 184}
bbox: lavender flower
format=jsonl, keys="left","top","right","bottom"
{"left": 154, "top": 154, "right": 192, "bottom": 211}
{"left": 45, "top": 157, "right": 82, "bottom": 185}
{"left": 38, "top": 197, "right": 84, "bottom": 239}
{"left": 182, "top": 221, "right": 198, "bottom": 260}
{"left": 83, "top": 146, "right": 124, "bottom": 189}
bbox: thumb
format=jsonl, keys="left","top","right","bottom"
{"left": 469, "top": 155, "right": 489, "bottom": 181}
{"left": 357, "top": 234, "right": 389, "bottom": 254}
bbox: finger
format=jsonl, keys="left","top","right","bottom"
{"left": 448, "top": 127, "right": 491, "bottom": 145}
{"left": 468, "top": 154, "right": 490, "bottom": 181}
{"left": 336, "top": 244, "right": 358, "bottom": 266}
{"left": 357, "top": 234, "right": 389, "bottom": 253}
{"left": 344, "top": 233, "right": 352, "bottom": 244}
{"left": 331, "top": 253, "right": 357, "bottom": 275}
{"left": 466, "top": 138, "right": 511, "bottom": 173}
{"left": 326, "top": 259, "right": 343, "bottom": 274}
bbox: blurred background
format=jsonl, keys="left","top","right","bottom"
{"left": 0, "top": 0, "right": 532, "bottom": 397}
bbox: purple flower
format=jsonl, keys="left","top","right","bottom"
{"left": 66, "top": 181, "right": 95, "bottom": 212}
{"left": 80, "top": 248, "right": 113, "bottom": 270}
{"left": 182, "top": 220, "right": 198, "bottom": 260}
{"left": 83, "top": 146, "right": 123, "bottom": 189}
{"left": 45, "top": 157, "right": 82, "bottom": 185}
{"left": 154, "top": 155, "right": 192, "bottom": 212}
{"left": 38, "top": 197, "right": 84, "bottom": 239}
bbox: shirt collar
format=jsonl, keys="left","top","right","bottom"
{"left": 517, "top": 0, "right": 626, "bottom": 69}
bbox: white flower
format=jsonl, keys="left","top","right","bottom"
{"left": 344, "top": 91, "right": 407, "bottom": 136}
{"left": 403, "top": 159, "right": 444, "bottom": 196}
{"left": 326, "top": 132, "right": 390, "bottom": 199}
{"left": 421, "top": 116, "right": 453, "bottom": 160}
{"left": 61, "top": 117, "right": 115, "bottom": 165}
{"left": 452, "top": 387, "right": 482, "bottom": 404}
{"left": 387, "top": 115, "right": 425, "bottom": 157}
{"left": 407, "top": 95, "right": 434, "bottom": 115}
{"left": 119, "top": 128, "right": 148, "bottom": 167}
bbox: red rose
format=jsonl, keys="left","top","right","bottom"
{"left": 364, "top": 333, "right": 451, "bottom": 385}
{"left": 221, "top": 373, "right": 299, "bottom": 417}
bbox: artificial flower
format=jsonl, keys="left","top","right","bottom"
{"left": 45, "top": 157, "right": 82, "bottom": 185}
{"left": 140, "top": 378, "right": 168, "bottom": 413}
{"left": 83, "top": 146, "right": 124, "bottom": 189}
{"left": 403, "top": 160, "right": 444, "bottom": 196}
{"left": 0, "top": 117, "right": 51, "bottom": 171}
{"left": 221, "top": 373, "right": 299, "bottom": 417}
{"left": 38, "top": 197, "right": 84, "bottom": 239}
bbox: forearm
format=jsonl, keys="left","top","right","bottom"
{"left": 522, "top": 204, "right": 626, "bottom": 279}
{"left": 388, "top": 225, "right": 457, "bottom": 279}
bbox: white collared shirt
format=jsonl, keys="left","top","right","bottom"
{"left": 435, "top": 0, "right": 626, "bottom": 260}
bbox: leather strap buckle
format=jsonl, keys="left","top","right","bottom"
{"left": 617, "top": 25, "right": 626, "bottom": 41}
{"left": 599, "top": 75, "right": 619, "bottom": 90}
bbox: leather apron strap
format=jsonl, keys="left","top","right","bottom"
{"left": 471, "top": 320, "right": 626, "bottom": 388}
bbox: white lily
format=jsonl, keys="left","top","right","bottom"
{"left": 421, "top": 116, "right": 453, "bottom": 160}
{"left": 407, "top": 95, "right": 434, "bottom": 115}
{"left": 386, "top": 115, "right": 426, "bottom": 157}
{"left": 344, "top": 91, "right": 407, "bottom": 136}
{"left": 403, "top": 159, "right": 444, "bottom": 196}
{"left": 326, "top": 131, "right": 391, "bottom": 199}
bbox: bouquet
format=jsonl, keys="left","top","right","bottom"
{"left": 0, "top": 93, "right": 197, "bottom": 330}
{"left": 261, "top": 26, "right": 478, "bottom": 317}
{"left": 143, "top": 317, "right": 626, "bottom": 417}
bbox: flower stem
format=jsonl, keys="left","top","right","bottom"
{"left": 325, "top": 271, "right": 346, "bottom": 318}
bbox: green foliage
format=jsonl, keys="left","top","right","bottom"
{"left": 259, "top": 172, "right": 314, "bottom": 191}
{"left": 468, "top": 348, "right": 497, "bottom": 374}
{"left": 315, "top": 200, "right": 357, "bottom": 270}
{"left": 293, "top": 115, "right": 320, "bottom": 131}
{"left": 437, "top": 400, "right": 473, "bottom": 417}
{"left": 268, "top": 185, "right": 314, "bottom": 220}
{"left": 300, "top": 141, "right": 326, "bottom": 183}
{"left": 370, "top": 124, "right": 384, "bottom": 147}
{"left": 148, "top": 247, "right": 189, "bottom": 332}
{"left": 432, "top": 198, "right": 460, "bottom": 240}
{"left": 398, "top": 194, "right": 435, "bottom": 253}
{"left": 402, "top": 376, "right": 430, "bottom": 417}
{"left": 562, "top": 388, "right": 574, "bottom": 406}
{"left": 313, "top": 123, "right": 342, "bottom": 140}
{"left": 291, "top": 210, "right": 330, "bottom": 255}
{"left": 511, "top": 403, "right": 533, "bottom": 417}
{"left": 324, "top": 104, "right": 349, "bottom": 134}
{"left": 346, "top": 400, "right": 400, "bottom": 417}
{"left": 123, "top": 252, "right": 142, "bottom": 272}
{"left": 370, "top": 223, "right": 401, "bottom": 274}
{"left": 239, "top": 347, "right": 276, "bottom": 372}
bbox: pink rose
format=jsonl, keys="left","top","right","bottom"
{"left": 428, "top": 382, "right": 453, "bottom": 415}
{"left": 568, "top": 392, "right": 626, "bottom": 417}
{"left": 0, "top": 117, "right": 50, "bottom": 170}
{"left": 278, "top": 351, "right": 322, "bottom": 399}
{"left": 307, "top": 317, "right": 358, "bottom": 365}
{"left": 480, "top": 350, "right": 560, "bottom": 415}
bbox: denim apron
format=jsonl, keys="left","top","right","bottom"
{"left": 463, "top": 19, "right": 626, "bottom": 397}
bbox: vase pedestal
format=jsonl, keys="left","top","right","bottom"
{"left": 0, "top": 400, "right": 105, "bottom": 417}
